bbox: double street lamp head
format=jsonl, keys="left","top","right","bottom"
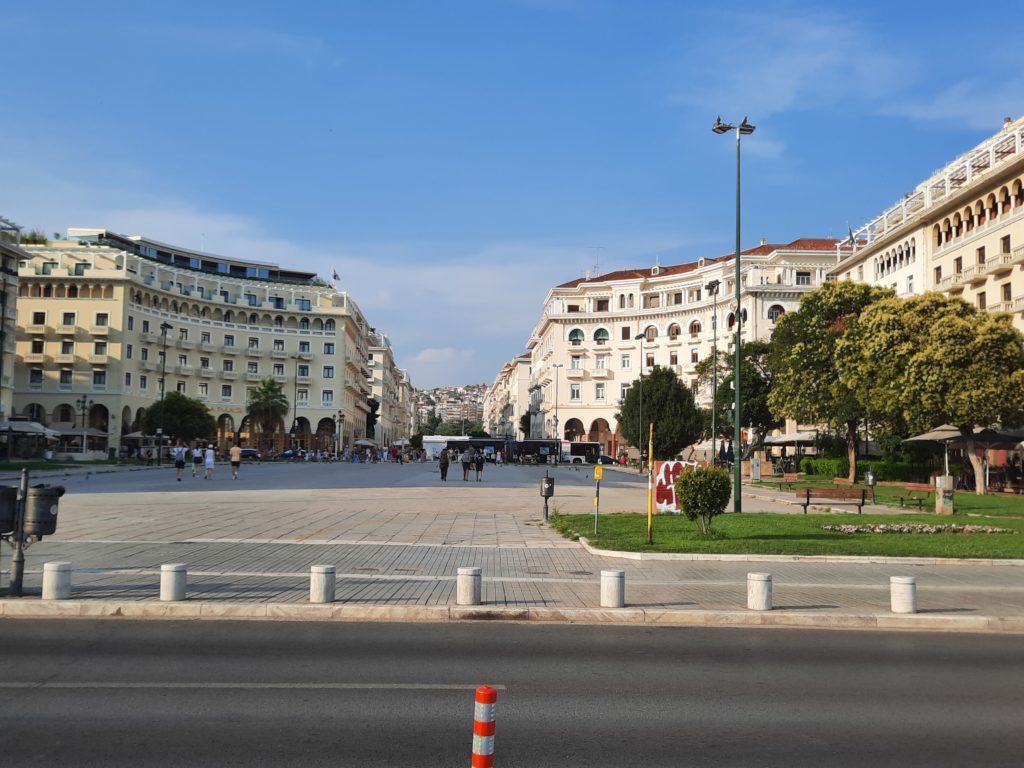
{"left": 712, "top": 116, "right": 756, "bottom": 135}
{"left": 160, "top": 321, "right": 173, "bottom": 333}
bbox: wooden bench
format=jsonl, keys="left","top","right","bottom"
{"left": 795, "top": 487, "right": 867, "bottom": 514}
{"left": 775, "top": 472, "right": 802, "bottom": 490}
{"left": 832, "top": 477, "right": 854, "bottom": 486}
{"left": 898, "top": 482, "right": 934, "bottom": 509}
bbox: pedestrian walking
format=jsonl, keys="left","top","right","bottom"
{"left": 173, "top": 441, "right": 187, "bottom": 482}
{"left": 191, "top": 444, "right": 203, "bottom": 477}
{"left": 229, "top": 442, "right": 242, "bottom": 480}
{"left": 461, "top": 447, "right": 473, "bottom": 481}
{"left": 438, "top": 448, "right": 450, "bottom": 481}
{"left": 474, "top": 451, "right": 485, "bottom": 482}
{"left": 204, "top": 444, "right": 216, "bottom": 479}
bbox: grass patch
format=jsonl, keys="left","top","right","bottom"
{"left": 550, "top": 511, "right": 1024, "bottom": 559}
{"left": 1, "top": 460, "right": 120, "bottom": 472}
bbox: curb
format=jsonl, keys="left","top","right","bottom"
{"left": 577, "top": 537, "right": 1024, "bottom": 567}
{"left": 1, "top": 599, "right": 1022, "bottom": 633}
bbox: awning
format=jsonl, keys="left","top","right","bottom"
{"left": 0, "top": 421, "right": 61, "bottom": 438}
{"left": 763, "top": 431, "right": 817, "bottom": 446}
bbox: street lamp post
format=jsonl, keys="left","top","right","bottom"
{"left": 551, "top": 364, "right": 563, "bottom": 441}
{"left": 290, "top": 355, "right": 300, "bottom": 450}
{"left": 634, "top": 333, "right": 646, "bottom": 473}
{"left": 705, "top": 279, "right": 720, "bottom": 466}
{"left": 75, "top": 395, "right": 93, "bottom": 458}
{"left": 713, "top": 116, "right": 755, "bottom": 513}
{"left": 158, "top": 322, "right": 173, "bottom": 466}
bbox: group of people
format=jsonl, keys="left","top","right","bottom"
{"left": 172, "top": 441, "right": 244, "bottom": 481}
{"left": 437, "top": 447, "right": 486, "bottom": 482}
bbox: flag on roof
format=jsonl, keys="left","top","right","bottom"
{"left": 332, "top": 269, "right": 340, "bottom": 282}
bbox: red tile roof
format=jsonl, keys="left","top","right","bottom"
{"left": 556, "top": 238, "right": 847, "bottom": 289}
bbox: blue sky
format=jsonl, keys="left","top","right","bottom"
{"left": 3, "top": 1, "right": 1022, "bottom": 388}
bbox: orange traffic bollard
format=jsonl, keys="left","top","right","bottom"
{"left": 471, "top": 685, "right": 498, "bottom": 767}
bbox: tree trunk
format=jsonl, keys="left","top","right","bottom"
{"left": 962, "top": 433, "right": 987, "bottom": 495}
{"left": 846, "top": 419, "right": 858, "bottom": 483}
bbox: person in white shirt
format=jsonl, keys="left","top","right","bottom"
{"left": 204, "top": 444, "right": 216, "bottom": 480}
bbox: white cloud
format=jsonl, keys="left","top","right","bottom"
{"left": 883, "top": 79, "right": 1024, "bottom": 131}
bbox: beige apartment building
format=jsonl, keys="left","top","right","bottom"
{"left": 484, "top": 353, "right": 532, "bottom": 439}
{"left": 833, "top": 116, "right": 1024, "bottom": 326}
{"left": 0, "top": 227, "right": 24, "bottom": 423}
{"left": 12, "top": 228, "right": 391, "bottom": 458}
{"left": 516, "top": 238, "right": 848, "bottom": 455}
{"left": 367, "top": 330, "right": 416, "bottom": 447}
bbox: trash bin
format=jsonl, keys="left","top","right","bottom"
{"left": 0, "top": 485, "right": 17, "bottom": 534}
{"left": 23, "top": 485, "right": 65, "bottom": 537}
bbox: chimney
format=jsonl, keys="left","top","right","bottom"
{"left": 1005, "top": 116, "right": 1013, "bottom": 130}
{"left": 760, "top": 238, "right": 767, "bottom": 246}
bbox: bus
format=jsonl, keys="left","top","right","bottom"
{"left": 560, "top": 440, "right": 601, "bottom": 464}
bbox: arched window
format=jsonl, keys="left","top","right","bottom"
{"left": 274, "top": 315, "right": 284, "bottom": 327}
{"left": 688, "top": 320, "right": 701, "bottom": 336}
{"left": 667, "top": 323, "right": 681, "bottom": 340}
{"left": 225, "top": 311, "right": 234, "bottom": 323}
{"left": 324, "top": 319, "right": 335, "bottom": 332}
{"left": 741, "top": 308, "right": 748, "bottom": 323}
{"left": 619, "top": 294, "right": 626, "bottom": 309}
{"left": 299, "top": 318, "right": 310, "bottom": 330}
{"left": 767, "top": 304, "right": 785, "bottom": 322}
{"left": 644, "top": 325, "right": 657, "bottom": 342}
{"left": 727, "top": 312, "right": 736, "bottom": 329}
{"left": 568, "top": 329, "right": 585, "bottom": 346}
{"left": 593, "top": 328, "right": 609, "bottom": 345}
{"left": 249, "top": 313, "right": 258, "bottom": 324}
{"left": 627, "top": 294, "right": 634, "bottom": 308}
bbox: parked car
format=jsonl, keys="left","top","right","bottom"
{"left": 277, "top": 449, "right": 306, "bottom": 460}
{"left": 598, "top": 454, "right": 617, "bottom": 465}
{"left": 240, "top": 448, "right": 261, "bottom": 461}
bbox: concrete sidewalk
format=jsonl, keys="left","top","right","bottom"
{"left": 2, "top": 463, "right": 1022, "bottom": 632}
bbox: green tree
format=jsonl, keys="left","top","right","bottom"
{"left": 768, "top": 281, "right": 894, "bottom": 482}
{"left": 519, "top": 412, "right": 532, "bottom": 439}
{"left": 143, "top": 391, "right": 216, "bottom": 444}
{"left": 366, "top": 398, "right": 380, "bottom": 439}
{"left": 675, "top": 466, "right": 732, "bottom": 535}
{"left": 615, "top": 365, "right": 702, "bottom": 460}
{"left": 716, "top": 340, "right": 781, "bottom": 453}
{"left": 435, "top": 420, "right": 483, "bottom": 436}
{"left": 422, "top": 411, "right": 442, "bottom": 436}
{"left": 246, "top": 378, "right": 289, "bottom": 451}
{"left": 837, "top": 292, "right": 1024, "bottom": 494}
{"left": 409, "top": 433, "right": 424, "bottom": 450}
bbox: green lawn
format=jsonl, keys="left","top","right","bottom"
{"left": 1, "top": 460, "right": 121, "bottom": 472}
{"left": 549, "top": 511, "right": 1024, "bottom": 559}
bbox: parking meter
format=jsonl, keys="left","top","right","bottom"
{"left": 540, "top": 472, "right": 554, "bottom": 521}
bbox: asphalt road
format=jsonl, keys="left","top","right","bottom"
{"left": 1, "top": 620, "right": 1020, "bottom": 767}
{"left": 18, "top": 459, "right": 647, "bottom": 494}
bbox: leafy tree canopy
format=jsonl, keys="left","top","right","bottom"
{"left": 143, "top": 391, "right": 216, "bottom": 443}
{"left": 246, "top": 378, "right": 289, "bottom": 435}
{"left": 716, "top": 340, "right": 781, "bottom": 450}
{"left": 519, "top": 412, "right": 532, "bottom": 438}
{"left": 615, "top": 365, "right": 702, "bottom": 460}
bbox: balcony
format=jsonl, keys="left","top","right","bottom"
{"left": 199, "top": 342, "right": 216, "bottom": 352}
{"left": 56, "top": 324, "right": 77, "bottom": 336}
{"left": 273, "top": 374, "right": 287, "bottom": 384}
{"left": 88, "top": 354, "right": 109, "bottom": 365}
{"left": 967, "top": 264, "right": 988, "bottom": 285}
{"left": 176, "top": 338, "right": 195, "bottom": 350}
{"left": 246, "top": 348, "right": 264, "bottom": 358}
{"left": 295, "top": 351, "right": 313, "bottom": 361}
{"left": 590, "top": 368, "right": 611, "bottom": 379}
{"left": 54, "top": 353, "right": 75, "bottom": 364}
{"left": 990, "top": 252, "right": 1014, "bottom": 276}
{"left": 141, "top": 332, "right": 161, "bottom": 344}
{"left": 222, "top": 371, "right": 239, "bottom": 380}
{"left": 296, "top": 399, "right": 310, "bottom": 408}
{"left": 90, "top": 325, "right": 110, "bottom": 335}
{"left": 199, "top": 367, "right": 215, "bottom": 378}
{"left": 246, "top": 372, "right": 262, "bottom": 382}
{"left": 26, "top": 324, "right": 48, "bottom": 335}
{"left": 297, "top": 375, "right": 312, "bottom": 385}
{"left": 222, "top": 345, "right": 239, "bottom": 355}
{"left": 271, "top": 349, "right": 288, "bottom": 359}
{"left": 565, "top": 368, "right": 585, "bottom": 380}
{"left": 140, "top": 359, "right": 158, "bottom": 371}
{"left": 175, "top": 365, "right": 195, "bottom": 376}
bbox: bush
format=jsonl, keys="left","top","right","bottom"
{"left": 675, "top": 466, "right": 732, "bottom": 535}
{"left": 800, "top": 457, "right": 850, "bottom": 478}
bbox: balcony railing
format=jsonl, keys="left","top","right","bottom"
{"left": 199, "top": 368, "right": 215, "bottom": 378}
{"left": 26, "top": 324, "right": 48, "bottom": 335}
{"left": 23, "top": 352, "right": 47, "bottom": 364}
{"left": 56, "top": 324, "right": 77, "bottom": 336}
{"left": 222, "top": 371, "right": 239, "bottom": 380}
{"left": 90, "top": 325, "right": 110, "bottom": 335}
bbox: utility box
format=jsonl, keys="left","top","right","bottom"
{"left": 750, "top": 455, "right": 761, "bottom": 482}
{"left": 22, "top": 485, "right": 65, "bottom": 537}
{"left": 540, "top": 475, "right": 555, "bottom": 498}
{"left": 934, "top": 475, "right": 955, "bottom": 516}
{"left": 0, "top": 485, "right": 17, "bottom": 534}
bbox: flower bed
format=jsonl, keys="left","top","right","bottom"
{"left": 822, "top": 523, "right": 1014, "bottom": 535}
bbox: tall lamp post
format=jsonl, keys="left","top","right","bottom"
{"left": 705, "top": 279, "right": 720, "bottom": 466}
{"left": 75, "top": 395, "right": 93, "bottom": 458}
{"left": 713, "top": 115, "right": 755, "bottom": 513}
{"left": 634, "top": 333, "right": 646, "bottom": 473}
{"left": 290, "top": 355, "right": 300, "bottom": 450}
{"left": 336, "top": 409, "right": 345, "bottom": 454}
{"left": 551, "top": 363, "right": 563, "bottom": 441}
{"left": 158, "top": 322, "right": 172, "bottom": 466}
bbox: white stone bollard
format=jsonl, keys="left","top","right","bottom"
{"left": 747, "top": 572, "right": 773, "bottom": 611}
{"left": 310, "top": 564, "right": 336, "bottom": 603}
{"left": 600, "top": 570, "right": 626, "bottom": 608}
{"left": 457, "top": 567, "right": 482, "bottom": 605}
{"left": 160, "top": 563, "right": 187, "bottom": 602}
{"left": 42, "top": 561, "right": 72, "bottom": 600}
{"left": 890, "top": 576, "right": 917, "bottom": 614}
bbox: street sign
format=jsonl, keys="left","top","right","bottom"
{"left": 594, "top": 465, "right": 604, "bottom": 481}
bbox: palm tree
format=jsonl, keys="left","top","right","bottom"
{"left": 246, "top": 378, "right": 289, "bottom": 453}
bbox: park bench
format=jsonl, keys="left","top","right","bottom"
{"left": 832, "top": 477, "right": 854, "bottom": 486}
{"left": 898, "top": 482, "right": 934, "bottom": 509}
{"left": 795, "top": 487, "right": 867, "bottom": 514}
{"left": 775, "top": 472, "right": 802, "bottom": 490}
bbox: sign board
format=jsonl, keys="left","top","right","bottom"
{"left": 594, "top": 465, "right": 603, "bottom": 481}
{"left": 653, "top": 461, "right": 688, "bottom": 512}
